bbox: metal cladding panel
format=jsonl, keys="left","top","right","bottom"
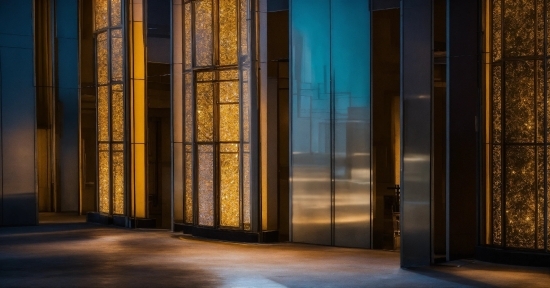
{"left": 56, "top": 0, "right": 80, "bottom": 211}
{"left": 400, "top": 0, "right": 433, "bottom": 267}
{"left": 290, "top": 0, "right": 332, "bottom": 246}
{"left": 0, "top": 0, "right": 36, "bottom": 226}
{"left": 332, "top": 0, "right": 371, "bottom": 249}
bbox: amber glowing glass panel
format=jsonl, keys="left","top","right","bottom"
{"left": 536, "top": 0, "right": 544, "bottom": 56}
{"left": 95, "top": 0, "right": 108, "bottom": 30}
{"left": 239, "top": 0, "right": 248, "bottom": 56}
{"left": 505, "top": 146, "right": 536, "bottom": 248}
{"left": 185, "top": 73, "right": 193, "bottom": 143}
{"left": 492, "top": 145, "right": 502, "bottom": 245}
{"left": 198, "top": 145, "right": 214, "bottom": 226}
{"left": 241, "top": 77, "right": 250, "bottom": 143}
{"left": 536, "top": 61, "right": 544, "bottom": 143}
{"left": 113, "top": 150, "right": 124, "bottom": 214}
{"left": 220, "top": 144, "right": 240, "bottom": 227}
{"left": 99, "top": 149, "right": 110, "bottom": 213}
{"left": 111, "top": 84, "right": 124, "bottom": 141}
{"left": 220, "top": 80, "right": 239, "bottom": 103}
{"left": 97, "top": 32, "right": 109, "bottom": 85}
{"left": 537, "top": 148, "right": 544, "bottom": 249}
{"left": 196, "top": 83, "right": 214, "bottom": 142}
{"left": 185, "top": 145, "right": 193, "bottom": 223}
{"left": 184, "top": 3, "right": 192, "bottom": 69}
{"left": 504, "top": 61, "right": 535, "bottom": 143}
{"left": 220, "top": 70, "right": 239, "bottom": 80}
{"left": 111, "top": 0, "right": 122, "bottom": 27}
{"left": 197, "top": 71, "right": 214, "bottom": 81}
{"left": 111, "top": 29, "right": 123, "bottom": 82}
{"left": 219, "top": 104, "right": 240, "bottom": 142}
{"left": 219, "top": 0, "right": 238, "bottom": 65}
{"left": 492, "top": 66, "right": 501, "bottom": 143}
{"left": 195, "top": 0, "right": 213, "bottom": 66}
{"left": 503, "top": 0, "right": 535, "bottom": 58}
{"left": 492, "top": 0, "right": 501, "bottom": 61}
{"left": 98, "top": 86, "right": 110, "bottom": 141}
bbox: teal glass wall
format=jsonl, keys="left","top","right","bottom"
{"left": 290, "top": 0, "right": 371, "bottom": 248}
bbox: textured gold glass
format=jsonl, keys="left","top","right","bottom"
{"left": 504, "top": 61, "right": 535, "bottom": 143}
{"left": 111, "top": 0, "right": 122, "bottom": 27}
{"left": 95, "top": 0, "right": 108, "bottom": 30}
{"left": 185, "top": 73, "right": 193, "bottom": 143}
{"left": 219, "top": 104, "right": 240, "bottom": 142}
{"left": 97, "top": 32, "right": 109, "bottom": 85}
{"left": 504, "top": 0, "right": 535, "bottom": 58}
{"left": 185, "top": 145, "right": 193, "bottom": 223}
{"left": 220, "top": 147, "right": 240, "bottom": 227}
{"left": 185, "top": 3, "right": 192, "bottom": 69}
{"left": 220, "top": 70, "right": 239, "bottom": 80}
{"left": 111, "top": 29, "right": 124, "bottom": 82}
{"left": 197, "top": 71, "right": 214, "bottom": 81}
{"left": 113, "top": 150, "right": 124, "bottom": 214}
{"left": 198, "top": 145, "right": 214, "bottom": 226}
{"left": 196, "top": 83, "right": 214, "bottom": 142}
{"left": 219, "top": 0, "right": 238, "bottom": 65}
{"left": 492, "top": 66, "right": 501, "bottom": 143}
{"left": 242, "top": 152, "right": 250, "bottom": 230}
{"left": 492, "top": 0, "right": 501, "bottom": 61}
{"left": 492, "top": 145, "right": 502, "bottom": 245}
{"left": 219, "top": 81, "right": 239, "bottom": 103}
{"left": 99, "top": 150, "right": 110, "bottom": 213}
{"left": 195, "top": 0, "right": 213, "bottom": 66}
{"left": 111, "top": 84, "right": 124, "bottom": 141}
{"left": 98, "top": 86, "right": 110, "bottom": 141}
{"left": 537, "top": 148, "right": 544, "bottom": 249}
{"left": 240, "top": 0, "right": 248, "bottom": 56}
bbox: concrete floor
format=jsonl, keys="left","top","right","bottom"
{"left": 1, "top": 221, "right": 549, "bottom": 287}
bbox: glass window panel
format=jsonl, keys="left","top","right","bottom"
{"left": 492, "top": 145, "right": 502, "bottom": 245}
{"left": 220, "top": 81, "right": 239, "bottom": 103}
{"left": 111, "top": 29, "right": 124, "bottom": 82}
{"left": 195, "top": 0, "right": 213, "bottom": 66}
{"left": 197, "top": 71, "right": 214, "bottom": 81}
{"left": 492, "top": 66, "right": 501, "bottom": 143}
{"left": 220, "top": 147, "right": 240, "bottom": 227}
{"left": 219, "top": 0, "right": 238, "bottom": 65}
{"left": 537, "top": 147, "right": 544, "bottom": 249}
{"left": 242, "top": 152, "right": 250, "bottom": 230}
{"left": 111, "top": 84, "right": 124, "bottom": 141}
{"left": 537, "top": 61, "right": 544, "bottom": 143}
{"left": 110, "top": 0, "right": 122, "bottom": 27}
{"left": 536, "top": 0, "right": 543, "bottom": 56}
{"left": 98, "top": 86, "right": 110, "bottom": 141}
{"left": 97, "top": 32, "right": 109, "bottom": 85}
{"left": 198, "top": 145, "right": 214, "bottom": 226}
{"left": 185, "top": 145, "right": 194, "bottom": 223}
{"left": 196, "top": 82, "right": 214, "bottom": 142}
{"left": 241, "top": 76, "right": 250, "bottom": 143}
{"left": 220, "top": 70, "right": 239, "bottom": 80}
{"left": 504, "top": 61, "right": 535, "bottom": 143}
{"left": 95, "top": 0, "right": 108, "bottom": 30}
{"left": 219, "top": 104, "right": 240, "bottom": 142}
{"left": 113, "top": 150, "right": 124, "bottom": 214}
{"left": 239, "top": 0, "right": 248, "bottom": 57}
{"left": 185, "top": 73, "right": 194, "bottom": 143}
{"left": 99, "top": 150, "right": 110, "bottom": 213}
{"left": 492, "top": 0, "right": 501, "bottom": 61}
{"left": 505, "top": 145, "right": 536, "bottom": 249}
{"left": 503, "top": 0, "right": 535, "bottom": 57}
{"left": 185, "top": 3, "right": 192, "bottom": 69}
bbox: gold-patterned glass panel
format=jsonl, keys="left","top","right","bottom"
{"left": 537, "top": 61, "right": 544, "bottom": 142}
{"left": 195, "top": 0, "right": 213, "bottom": 66}
{"left": 503, "top": 0, "right": 535, "bottom": 58}
{"left": 99, "top": 150, "right": 110, "bottom": 213}
{"left": 97, "top": 32, "right": 109, "bottom": 85}
{"left": 537, "top": 147, "right": 544, "bottom": 249}
{"left": 198, "top": 145, "right": 214, "bottom": 226}
{"left": 220, "top": 70, "right": 239, "bottom": 80}
{"left": 241, "top": 77, "right": 250, "bottom": 143}
{"left": 492, "top": 145, "right": 502, "bottom": 245}
{"left": 219, "top": 104, "right": 240, "bottom": 142}
{"left": 111, "top": 29, "right": 124, "bottom": 82}
{"left": 95, "top": 0, "right": 108, "bottom": 30}
{"left": 112, "top": 84, "right": 124, "bottom": 141}
{"left": 220, "top": 81, "right": 239, "bottom": 103}
{"left": 505, "top": 146, "right": 536, "bottom": 248}
{"left": 196, "top": 82, "right": 214, "bottom": 142}
{"left": 536, "top": 0, "right": 544, "bottom": 56}
{"left": 197, "top": 71, "right": 214, "bottom": 81}
{"left": 504, "top": 61, "right": 535, "bottom": 143}
{"left": 240, "top": 0, "right": 248, "bottom": 56}
{"left": 242, "top": 152, "right": 250, "bottom": 230}
{"left": 185, "top": 145, "right": 193, "bottom": 223}
{"left": 184, "top": 3, "right": 192, "bottom": 69}
{"left": 98, "top": 86, "right": 110, "bottom": 141}
{"left": 219, "top": 0, "right": 238, "bottom": 65}
{"left": 185, "top": 73, "right": 194, "bottom": 143}
{"left": 220, "top": 145, "right": 240, "bottom": 227}
{"left": 113, "top": 150, "right": 124, "bottom": 214}
{"left": 492, "top": 65, "right": 502, "bottom": 143}
{"left": 111, "top": 0, "right": 122, "bottom": 27}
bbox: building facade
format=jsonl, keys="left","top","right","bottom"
{"left": 0, "top": 0, "right": 548, "bottom": 267}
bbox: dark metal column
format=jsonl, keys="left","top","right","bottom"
{"left": 400, "top": 0, "right": 433, "bottom": 267}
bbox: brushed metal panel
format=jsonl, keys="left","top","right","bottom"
{"left": 332, "top": 0, "right": 371, "bottom": 249}
{"left": 400, "top": 0, "right": 433, "bottom": 267}
{"left": 290, "top": 0, "right": 332, "bottom": 246}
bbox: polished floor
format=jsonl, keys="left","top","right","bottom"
{"left": 0, "top": 219, "right": 549, "bottom": 287}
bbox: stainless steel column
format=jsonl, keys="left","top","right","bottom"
{"left": 400, "top": 0, "right": 433, "bottom": 267}
{"left": 0, "top": 0, "right": 37, "bottom": 225}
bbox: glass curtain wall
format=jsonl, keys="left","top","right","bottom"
{"left": 172, "top": 0, "right": 252, "bottom": 230}
{"left": 290, "top": 0, "right": 371, "bottom": 248}
{"left": 94, "top": 0, "right": 126, "bottom": 215}
{"left": 485, "top": 0, "right": 549, "bottom": 252}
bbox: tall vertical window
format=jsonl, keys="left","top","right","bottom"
{"left": 485, "top": 0, "right": 549, "bottom": 251}
{"left": 173, "top": 0, "right": 252, "bottom": 229}
{"left": 94, "top": 0, "right": 125, "bottom": 215}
